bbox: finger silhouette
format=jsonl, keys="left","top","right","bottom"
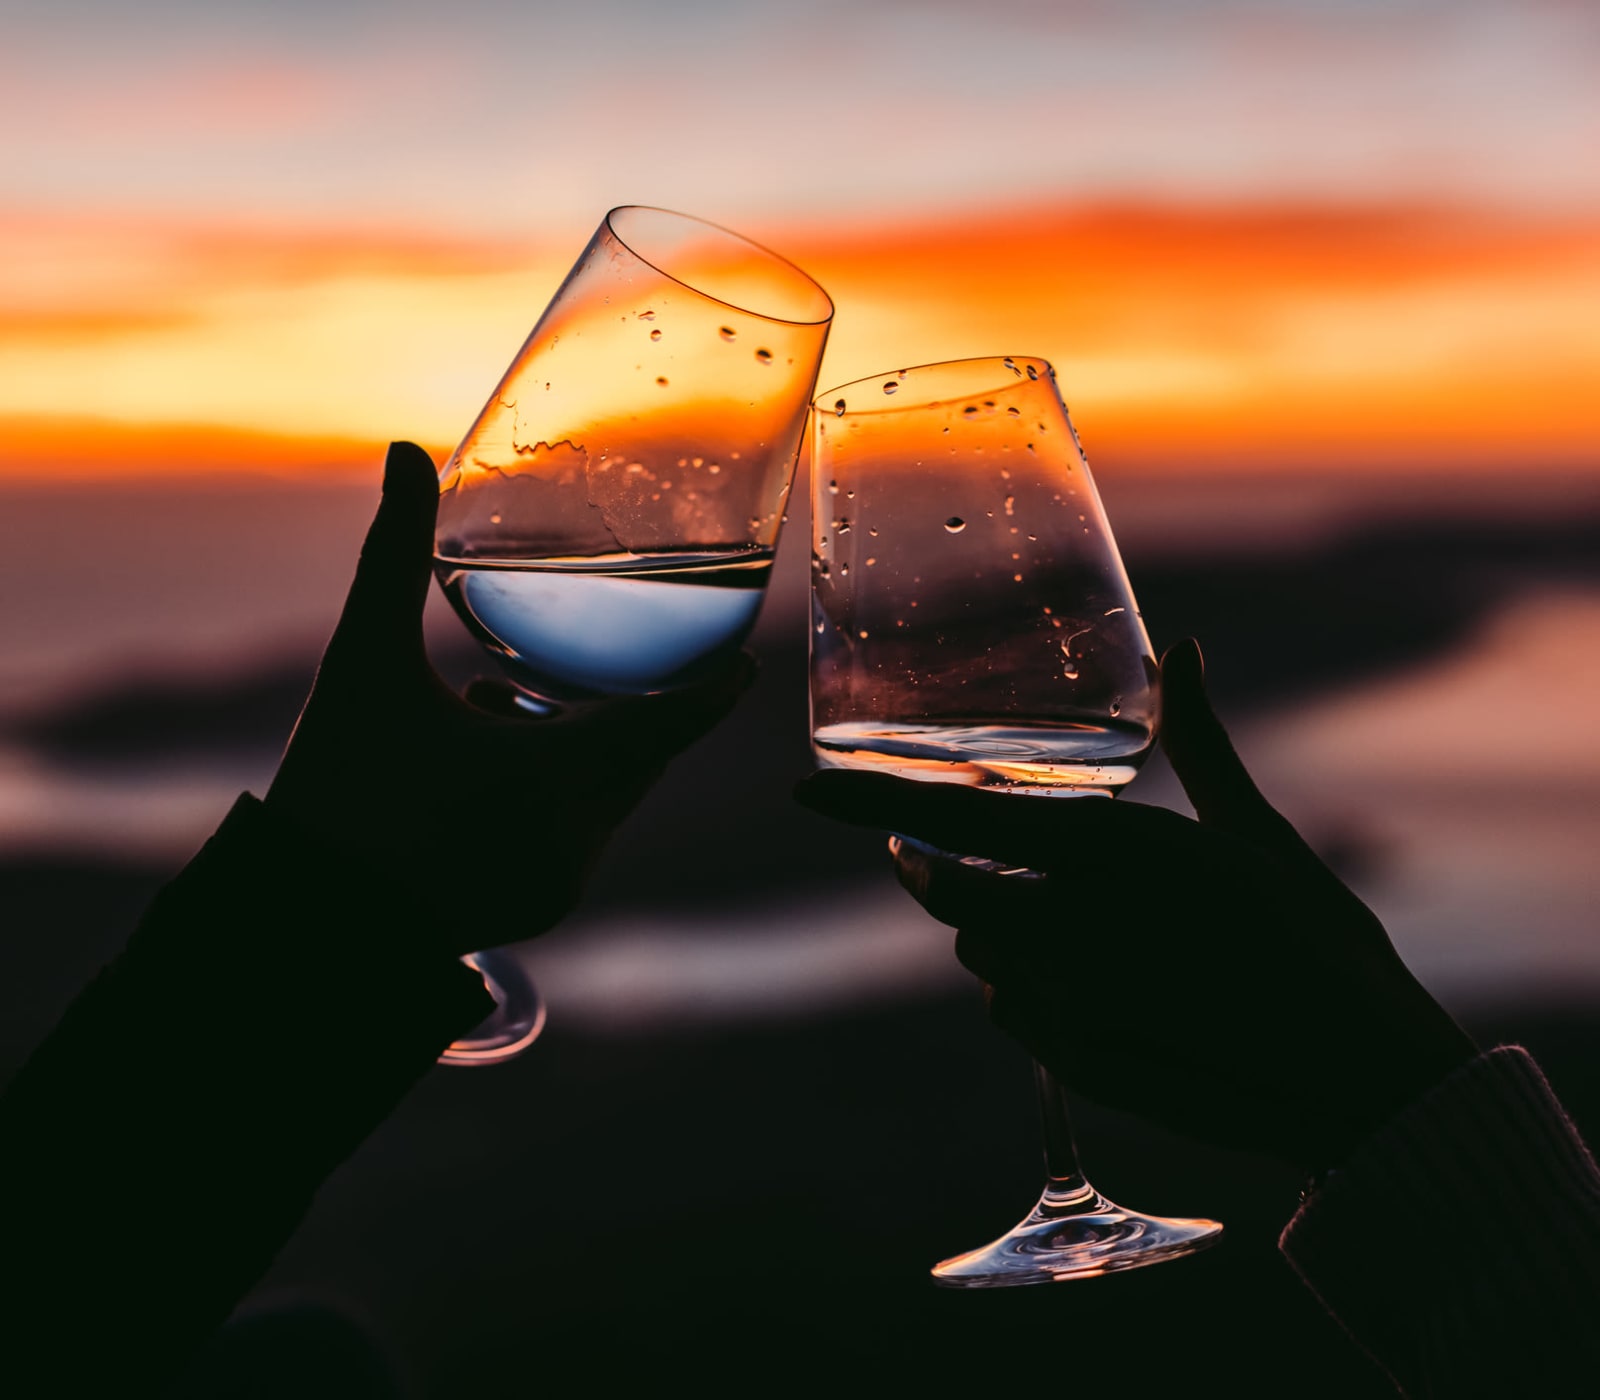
{"left": 566, "top": 651, "right": 757, "bottom": 761}
{"left": 327, "top": 441, "right": 440, "bottom": 670}
{"left": 462, "top": 676, "right": 529, "bottom": 718}
{"left": 1159, "top": 638, "right": 1309, "bottom": 856}
{"left": 892, "top": 840, "right": 1058, "bottom": 933}
{"left": 795, "top": 769, "right": 1189, "bottom": 872}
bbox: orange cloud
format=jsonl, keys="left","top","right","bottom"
{"left": 0, "top": 416, "right": 398, "bottom": 483}
{"left": 781, "top": 203, "right": 1600, "bottom": 471}
{"left": 2, "top": 201, "right": 1596, "bottom": 480}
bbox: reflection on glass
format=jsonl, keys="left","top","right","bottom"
{"left": 437, "top": 205, "right": 833, "bottom": 709}
{"left": 811, "top": 356, "right": 1155, "bottom": 793}
{"left": 811, "top": 357, "right": 1222, "bottom": 1284}
{"left": 435, "top": 207, "right": 831, "bottom": 1064}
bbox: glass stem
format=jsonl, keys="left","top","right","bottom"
{"left": 1034, "top": 1061, "right": 1092, "bottom": 1199}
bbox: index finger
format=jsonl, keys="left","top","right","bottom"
{"left": 794, "top": 768, "right": 1190, "bottom": 872}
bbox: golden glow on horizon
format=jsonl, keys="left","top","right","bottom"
{"left": 1, "top": 204, "right": 1596, "bottom": 479}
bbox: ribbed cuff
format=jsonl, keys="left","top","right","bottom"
{"left": 1282, "top": 1046, "right": 1600, "bottom": 1396}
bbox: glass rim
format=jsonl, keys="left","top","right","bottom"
{"left": 815, "top": 356, "right": 1057, "bottom": 415}
{"left": 604, "top": 205, "right": 835, "bottom": 328}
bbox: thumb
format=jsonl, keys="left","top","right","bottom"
{"left": 326, "top": 442, "right": 440, "bottom": 667}
{"left": 1159, "top": 638, "right": 1304, "bottom": 853}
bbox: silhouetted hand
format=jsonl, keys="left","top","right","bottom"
{"left": 796, "top": 639, "right": 1477, "bottom": 1172}
{"left": 266, "top": 441, "right": 753, "bottom": 957}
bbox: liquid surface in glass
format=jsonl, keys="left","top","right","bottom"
{"left": 811, "top": 718, "right": 1150, "bottom": 793}
{"left": 436, "top": 547, "right": 770, "bottom": 699}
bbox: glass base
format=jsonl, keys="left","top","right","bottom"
{"left": 932, "top": 1176, "right": 1223, "bottom": 1288}
{"left": 438, "top": 949, "right": 547, "bottom": 1067}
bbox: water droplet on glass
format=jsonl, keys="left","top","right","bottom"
{"left": 1003, "top": 356, "right": 1019, "bottom": 376}
{"left": 840, "top": 562, "right": 850, "bottom": 576}
{"left": 828, "top": 479, "right": 840, "bottom": 495}
{"left": 1007, "top": 405, "right": 1021, "bottom": 417}
{"left": 656, "top": 376, "right": 669, "bottom": 387}
{"left": 944, "top": 516, "right": 967, "bottom": 533}
{"left": 858, "top": 629, "right": 869, "bottom": 639}
{"left": 866, "top": 556, "right": 877, "bottom": 566}
{"left": 637, "top": 310, "right": 655, "bottom": 320}
{"left": 834, "top": 399, "right": 846, "bottom": 417}
{"left": 1026, "top": 364, "right": 1039, "bottom": 380}
{"left": 846, "top": 489, "right": 855, "bottom": 499}
{"left": 1110, "top": 698, "right": 1122, "bottom": 717}
{"left": 868, "top": 526, "right": 879, "bottom": 537}
{"left": 1004, "top": 495, "right": 1015, "bottom": 516}
{"left": 1104, "top": 606, "right": 1125, "bottom": 616}
{"left": 755, "top": 349, "right": 773, "bottom": 365}
{"left": 720, "top": 326, "right": 737, "bottom": 342}
{"left": 489, "top": 512, "right": 502, "bottom": 524}
{"left": 819, "top": 561, "right": 830, "bottom": 578}
{"left": 815, "top": 618, "right": 825, "bottom": 634}
{"left": 883, "top": 380, "right": 899, "bottom": 395}
{"left": 962, "top": 405, "right": 979, "bottom": 417}
{"left": 1013, "top": 572, "right": 1023, "bottom": 582}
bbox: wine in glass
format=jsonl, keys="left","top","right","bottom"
{"left": 434, "top": 206, "right": 832, "bottom": 1064}
{"left": 810, "top": 356, "right": 1222, "bottom": 1283}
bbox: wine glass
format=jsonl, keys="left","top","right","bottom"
{"left": 810, "top": 356, "right": 1223, "bottom": 1283}
{"left": 432, "top": 206, "right": 832, "bottom": 1066}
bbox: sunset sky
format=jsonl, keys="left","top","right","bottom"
{"left": 3, "top": 0, "right": 1597, "bottom": 479}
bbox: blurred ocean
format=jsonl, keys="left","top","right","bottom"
{"left": 3, "top": 465, "right": 1597, "bottom": 1395}
{"left": 1, "top": 466, "right": 1596, "bottom": 1027}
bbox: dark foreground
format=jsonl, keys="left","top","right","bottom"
{"left": 2, "top": 855, "right": 1595, "bottom": 1397}
{"left": 2, "top": 476, "right": 1597, "bottom": 1396}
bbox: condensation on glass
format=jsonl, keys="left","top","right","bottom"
{"left": 810, "top": 356, "right": 1157, "bottom": 795}
{"left": 431, "top": 208, "right": 830, "bottom": 1065}
{"left": 808, "top": 356, "right": 1222, "bottom": 1284}
{"left": 437, "top": 206, "right": 832, "bottom": 706}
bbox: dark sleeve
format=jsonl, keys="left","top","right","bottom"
{"left": 0, "top": 794, "right": 495, "bottom": 1396}
{"left": 1280, "top": 1046, "right": 1600, "bottom": 1397}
